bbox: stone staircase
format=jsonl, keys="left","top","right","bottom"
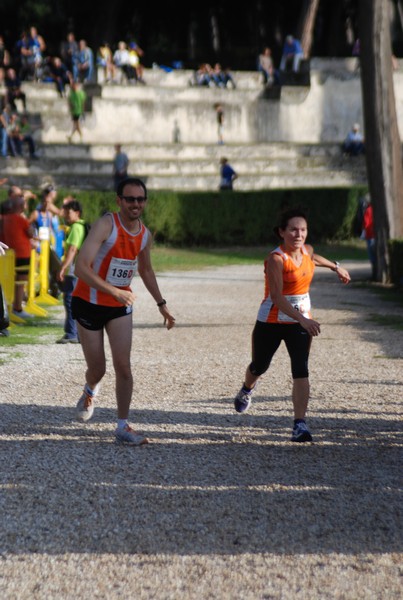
{"left": 0, "top": 141, "right": 367, "bottom": 191}
{"left": 0, "top": 62, "right": 369, "bottom": 191}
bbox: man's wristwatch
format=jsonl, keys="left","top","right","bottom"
{"left": 333, "top": 261, "right": 340, "bottom": 271}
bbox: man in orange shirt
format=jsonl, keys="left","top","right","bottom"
{"left": 72, "top": 177, "right": 175, "bottom": 446}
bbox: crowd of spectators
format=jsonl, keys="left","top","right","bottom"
{"left": 189, "top": 63, "right": 236, "bottom": 89}
{"left": 0, "top": 28, "right": 150, "bottom": 156}
{"left": 0, "top": 29, "right": 147, "bottom": 90}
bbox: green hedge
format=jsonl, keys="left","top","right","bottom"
{"left": 143, "top": 188, "right": 363, "bottom": 245}
{"left": 1, "top": 186, "right": 365, "bottom": 245}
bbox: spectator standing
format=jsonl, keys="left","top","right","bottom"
{"left": 56, "top": 199, "right": 87, "bottom": 344}
{"left": 60, "top": 32, "right": 78, "bottom": 77}
{"left": 15, "top": 30, "right": 35, "bottom": 81}
{"left": 28, "top": 26, "right": 46, "bottom": 80}
{"left": 219, "top": 157, "right": 238, "bottom": 191}
{"left": 362, "top": 196, "right": 376, "bottom": 279}
{"left": 67, "top": 81, "right": 86, "bottom": 143}
{"left": 0, "top": 103, "right": 9, "bottom": 158}
{"left": 30, "top": 183, "right": 63, "bottom": 297}
{"left": 214, "top": 102, "right": 225, "bottom": 144}
{"left": 279, "top": 35, "right": 304, "bottom": 72}
{"left": 2, "top": 192, "right": 36, "bottom": 319}
{"left": 0, "top": 239, "right": 10, "bottom": 335}
{"left": 0, "top": 36, "right": 10, "bottom": 70}
{"left": 113, "top": 144, "right": 129, "bottom": 191}
{"left": 342, "top": 123, "right": 365, "bottom": 156}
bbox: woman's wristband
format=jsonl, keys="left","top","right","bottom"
{"left": 157, "top": 299, "right": 167, "bottom": 307}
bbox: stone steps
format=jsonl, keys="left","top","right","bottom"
{"left": 0, "top": 60, "right": 372, "bottom": 191}
{"left": 0, "top": 142, "right": 367, "bottom": 191}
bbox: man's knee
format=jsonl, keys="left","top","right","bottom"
{"left": 113, "top": 361, "right": 132, "bottom": 380}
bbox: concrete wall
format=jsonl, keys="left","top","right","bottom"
{"left": 19, "top": 58, "right": 403, "bottom": 145}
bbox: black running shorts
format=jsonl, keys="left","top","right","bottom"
{"left": 71, "top": 296, "right": 133, "bottom": 331}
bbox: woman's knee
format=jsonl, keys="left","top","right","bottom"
{"left": 249, "top": 361, "right": 269, "bottom": 377}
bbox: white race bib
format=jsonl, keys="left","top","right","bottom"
{"left": 106, "top": 257, "right": 137, "bottom": 286}
{"left": 38, "top": 226, "right": 50, "bottom": 241}
{"left": 278, "top": 293, "right": 311, "bottom": 322}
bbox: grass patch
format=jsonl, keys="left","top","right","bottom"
{"left": 150, "top": 241, "right": 368, "bottom": 272}
{"left": 0, "top": 321, "right": 62, "bottom": 346}
{"left": 354, "top": 281, "right": 403, "bottom": 308}
{"left": 367, "top": 314, "right": 403, "bottom": 330}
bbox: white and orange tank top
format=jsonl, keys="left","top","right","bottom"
{"left": 73, "top": 212, "right": 149, "bottom": 307}
{"left": 257, "top": 245, "right": 315, "bottom": 324}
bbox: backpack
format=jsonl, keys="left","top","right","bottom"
{"left": 82, "top": 221, "right": 91, "bottom": 239}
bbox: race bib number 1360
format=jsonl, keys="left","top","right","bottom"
{"left": 106, "top": 257, "right": 137, "bottom": 286}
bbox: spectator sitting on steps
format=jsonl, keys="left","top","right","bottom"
{"left": 5, "top": 68, "right": 27, "bottom": 112}
{"left": 279, "top": 35, "right": 304, "bottom": 73}
{"left": 258, "top": 47, "right": 277, "bottom": 86}
{"left": 342, "top": 123, "right": 365, "bottom": 156}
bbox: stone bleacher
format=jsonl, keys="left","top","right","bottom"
{"left": 0, "top": 60, "right": 370, "bottom": 192}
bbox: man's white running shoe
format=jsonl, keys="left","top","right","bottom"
{"left": 76, "top": 385, "right": 98, "bottom": 422}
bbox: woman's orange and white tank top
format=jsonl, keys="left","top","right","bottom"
{"left": 257, "top": 245, "right": 315, "bottom": 324}
{"left": 73, "top": 212, "right": 149, "bottom": 307}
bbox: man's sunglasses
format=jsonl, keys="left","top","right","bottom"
{"left": 119, "top": 195, "right": 147, "bottom": 204}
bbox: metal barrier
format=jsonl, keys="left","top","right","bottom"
{"left": 0, "top": 238, "right": 61, "bottom": 324}
{"left": 0, "top": 249, "right": 20, "bottom": 323}
{"left": 25, "top": 249, "right": 48, "bottom": 317}
{"left": 35, "top": 239, "right": 59, "bottom": 306}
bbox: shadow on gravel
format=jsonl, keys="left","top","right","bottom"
{"left": 0, "top": 402, "right": 401, "bottom": 557}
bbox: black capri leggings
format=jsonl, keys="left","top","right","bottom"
{"left": 249, "top": 320, "right": 312, "bottom": 379}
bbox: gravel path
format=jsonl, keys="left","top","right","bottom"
{"left": 0, "top": 260, "right": 402, "bottom": 599}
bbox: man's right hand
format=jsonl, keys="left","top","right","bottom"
{"left": 112, "top": 288, "right": 136, "bottom": 306}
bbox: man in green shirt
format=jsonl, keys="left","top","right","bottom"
{"left": 67, "top": 81, "right": 86, "bottom": 143}
{"left": 57, "top": 199, "right": 88, "bottom": 343}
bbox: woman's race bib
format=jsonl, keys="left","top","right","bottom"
{"left": 278, "top": 293, "right": 311, "bottom": 322}
{"left": 106, "top": 257, "right": 137, "bottom": 286}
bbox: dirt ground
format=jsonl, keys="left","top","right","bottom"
{"left": 0, "top": 260, "right": 402, "bottom": 599}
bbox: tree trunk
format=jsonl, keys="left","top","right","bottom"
{"left": 297, "top": 0, "right": 321, "bottom": 57}
{"left": 359, "top": 0, "right": 403, "bottom": 282}
{"left": 397, "top": 0, "right": 403, "bottom": 31}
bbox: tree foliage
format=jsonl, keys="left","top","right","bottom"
{"left": 0, "top": 0, "right": 373, "bottom": 69}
